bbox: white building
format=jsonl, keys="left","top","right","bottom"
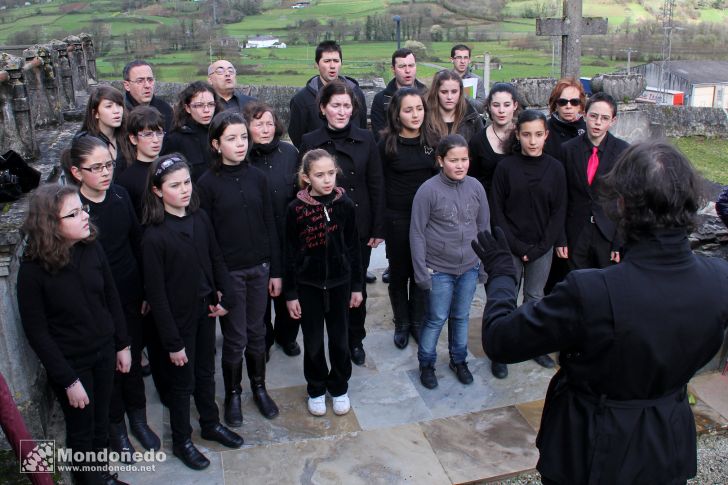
{"left": 245, "top": 35, "right": 286, "bottom": 49}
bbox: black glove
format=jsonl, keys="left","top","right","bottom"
{"left": 471, "top": 227, "right": 517, "bottom": 282}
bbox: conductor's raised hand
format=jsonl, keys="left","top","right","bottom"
{"left": 471, "top": 227, "right": 517, "bottom": 282}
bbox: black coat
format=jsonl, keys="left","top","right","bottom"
{"left": 162, "top": 121, "right": 212, "bottom": 182}
{"left": 543, "top": 114, "right": 586, "bottom": 162}
{"left": 561, "top": 132, "right": 629, "bottom": 251}
{"left": 370, "top": 78, "right": 427, "bottom": 141}
{"left": 454, "top": 102, "right": 484, "bottom": 143}
{"left": 483, "top": 229, "right": 728, "bottom": 484}
{"left": 288, "top": 75, "right": 367, "bottom": 148}
{"left": 124, "top": 92, "right": 174, "bottom": 133}
{"left": 300, "top": 125, "right": 385, "bottom": 240}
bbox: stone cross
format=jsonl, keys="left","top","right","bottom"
{"left": 536, "top": 0, "right": 607, "bottom": 79}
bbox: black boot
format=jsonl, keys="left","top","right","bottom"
{"left": 409, "top": 283, "right": 426, "bottom": 345}
{"left": 389, "top": 282, "right": 410, "bottom": 349}
{"left": 245, "top": 352, "right": 280, "bottom": 419}
{"left": 127, "top": 407, "right": 161, "bottom": 451}
{"left": 222, "top": 359, "right": 243, "bottom": 427}
{"left": 108, "top": 420, "right": 136, "bottom": 464}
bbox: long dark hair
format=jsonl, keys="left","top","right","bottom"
{"left": 508, "top": 109, "right": 548, "bottom": 155}
{"left": 381, "top": 87, "right": 437, "bottom": 158}
{"left": 172, "top": 81, "right": 221, "bottom": 130}
{"left": 425, "top": 70, "right": 468, "bottom": 139}
{"left": 317, "top": 79, "right": 359, "bottom": 121}
{"left": 208, "top": 111, "right": 249, "bottom": 173}
{"left": 80, "top": 85, "right": 126, "bottom": 146}
{"left": 21, "top": 184, "right": 97, "bottom": 273}
{"left": 61, "top": 136, "right": 109, "bottom": 186}
{"left": 142, "top": 154, "right": 200, "bottom": 225}
{"left": 122, "top": 105, "right": 165, "bottom": 166}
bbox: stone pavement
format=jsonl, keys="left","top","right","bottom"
{"left": 113, "top": 248, "right": 728, "bottom": 485}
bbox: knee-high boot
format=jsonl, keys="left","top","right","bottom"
{"left": 409, "top": 281, "right": 426, "bottom": 345}
{"left": 245, "top": 351, "right": 279, "bottom": 419}
{"left": 222, "top": 359, "right": 243, "bottom": 427}
{"left": 388, "top": 282, "right": 410, "bottom": 349}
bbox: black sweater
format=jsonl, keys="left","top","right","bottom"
{"left": 378, "top": 136, "right": 437, "bottom": 213}
{"left": 17, "top": 242, "right": 130, "bottom": 388}
{"left": 491, "top": 152, "right": 567, "bottom": 260}
{"left": 197, "top": 163, "right": 281, "bottom": 276}
{"left": 284, "top": 187, "right": 362, "bottom": 300}
{"left": 80, "top": 184, "right": 143, "bottom": 305}
{"left": 468, "top": 126, "right": 509, "bottom": 199}
{"left": 142, "top": 210, "right": 234, "bottom": 352}
{"left": 116, "top": 159, "right": 152, "bottom": 220}
{"left": 543, "top": 114, "right": 586, "bottom": 162}
{"left": 162, "top": 121, "right": 212, "bottom": 182}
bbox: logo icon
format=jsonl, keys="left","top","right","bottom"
{"left": 20, "top": 440, "right": 54, "bottom": 473}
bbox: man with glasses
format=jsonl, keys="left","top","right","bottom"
{"left": 287, "top": 40, "right": 368, "bottom": 148}
{"left": 207, "top": 59, "right": 256, "bottom": 113}
{"left": 450, "top": 44, "right": 485, "bottom": 112}
{"left": 370, "top": 48, "right": 426, "bottom": 142}
{"left": 122, "top": 60, "right": 173, "bottom": 132}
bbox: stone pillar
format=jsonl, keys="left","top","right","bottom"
{"left": 22, "top": 46, "right": 62, "bottom": 128}
{"left": 49, "top": 40, "right": 76, "bottom": 110}
{"left": 36, "top": 45, "right": 63, "bottom": 124}
{"left": 512, "top": 77, "right": 557, "bottom": 108}
{"left": 0, "top": 53, "right": 38, "bottom": 159}
{"left": 62, "top": 35, "right": 87, "bottom": 93}
{"left": 482, "top": 53, "right": 490, "bottom": 91}
{"left": 79, "top": 33, "right": 98, "bottom": 86}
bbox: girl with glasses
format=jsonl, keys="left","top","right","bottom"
{"left": 17, "top": 184, "right": 132, "bottom": 485}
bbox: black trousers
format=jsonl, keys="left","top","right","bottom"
{"left": 144, "top": 312, "right": 171, "bottom": 405}
{"left": 569, "top": 222, "right": 614, "bottom": 270}
{"left": 299, "top": 283, "right": 352, "bottom": 398}
{"left": 165, "top": 299, "right": 220, "bottom": 445}
{"left": 348, "top": 239, "right": 371, "bottom": 350}
{"left": 264, "top": 293, "right": 300, "bottom": 349}
{"left": 51, "top": 340, "right": 115, "bottom": 468}
{"left": 109, "top": 299, "right": 146, "bottom": 423}
{"left": 385, "top": 210, "right": 425, "bottom": 325}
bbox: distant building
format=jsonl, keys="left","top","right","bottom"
{"left": 632, "top": 60, "right": 728, "bottom": 108}
{"left": 245, "top": 35, "right": 287, "bottom": 49}
{"left": 291, "top": 1, "right": 310, "bottom": 8}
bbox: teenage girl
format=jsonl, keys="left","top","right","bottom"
{"left": 425, "top": 70, "right": 483, "bottom": 143}
{"left": 490, "top": 110, "right": 567, "bottom": 372}
{"left": 61, "top": 135, "right": 160, "bottom": 459}
{"left": 468, "top": 82, "right": 520, "bottom": 201}
{"left": 197, "top": 111, "right": 281, "bottom": 424}
{"left": 17, "top": 184, "right": 131, "bottom": 485}
{"left": 78, "top": 85, "right": 128, "bottom": 175}
{"left": 141, "top": 154, "right": 243, "bottom": 470}
{"left": 410, "top": 134, "right": 490, "bottom": 390}
{"left": 284, "top": 149, "right": 362, "bottom": 417}
{"left": 162, "top": 81, "right": 221, "bottom": 182}
{"left": 378, "top": 87, "right": 438, "bottom": 349}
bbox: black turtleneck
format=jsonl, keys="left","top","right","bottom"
{"left": 161, "top": 120, "right": 213, "bottom": 182}
{"left": 378, "top": 136, "right": 437, "bottom": 212}
{"left": 325, "top": 123, "right": 351, "bottom": 140}
{"left": 116, "top": 159, "right": 153, "bottom": 220}
{"left": 544, "top": 114, "right": 587, "bottom": 162}
{"left": 196, "top": 163, "right": 281, "bottom": 276}
{"left": 491, "top": 151, "right": 567, "bottom": 260}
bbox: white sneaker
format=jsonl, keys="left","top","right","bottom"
{"left": 332, "top": 393, "right": 351, "bottom": 415}
{"left": 307, "top": 395, "right": 326, "bottom": 416}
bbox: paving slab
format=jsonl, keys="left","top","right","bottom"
{"left": 689, "top": 372, "right": 728, "bottom": 422}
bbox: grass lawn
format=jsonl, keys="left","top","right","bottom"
{"left": 671, "top": 137, "right": 728, "bottom": 185}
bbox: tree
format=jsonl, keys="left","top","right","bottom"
{"left": 404, "top": 40, "right": 427, "bottom": 60}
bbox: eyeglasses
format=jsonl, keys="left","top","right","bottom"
{"left": 130, "top": 77, "right": 154, "bottom": 85}
{"left": 189, "top": 102, "right": 216, "bottom": 111}
{"left": 587, "top": 112, "right": 613, "bottom": 122}
{"left": 137, "top": 130, "right": 166, "bottom": 139}
{"left": 80, "top": 161, "right": 115, "bottom": 174}
{"left": 212, "top": 66, "right": 236, "bottom": 75}
{"left": 556, "top": 98, "right": 581, "bottom": 107}
{"left": 61, "top": 204, "right": 90, "bottom": 219}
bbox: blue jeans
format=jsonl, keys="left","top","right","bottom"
{"left": 417, "top": 264, "right": 479, "bottom": 367}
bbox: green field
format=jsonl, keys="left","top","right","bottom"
{"left": 671, "top": 137, "right": 728, "bottom": 185}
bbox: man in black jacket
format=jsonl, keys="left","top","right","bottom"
{"left": 474, "top": 141, "right": 728, "bottom": 485}
{"left": 558, "top": 92, "right": 629, "bottom": 270}
{"left": 123, "top": 60, "right": 174, "bottom": 133}
{"left": 370, "top": 48, "right": 426, "bottom": 141}
{"left": 288, "top": 40, "right": 367, "bottom": 148}
{"left": 208, "top": 59, "right": 256, "bottom": 113}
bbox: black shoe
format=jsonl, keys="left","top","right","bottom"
{"left": 222, "top": 360, "right": 243, "bottom": 427}
{"left": 365, "top": 271, "right": 377, "bottom": 284}
{"left": 491, "top": 362, "right": 508, "bottom": 379}
{"left": 449, "top": 360, "right": 474, "bottom": 385}
{"left": 382, "top": 266, "right": 390, "bottom": 284}
{"left": 393, "top": 326, "right": 409, "bottom": 349}
{"left": 108, "top": 420, "right": 136, "bottom": 464}
{"left": 534, "top": 354, "right": 555, "bottom": 369}
{"left": 419, "top": 364, "right": 438, "bottom": 389}
{"left": 100, "top": 472, "right": 130, "bottom": 485}
{"left": 200, "top": 423, "right": 244, "bottom": 449}
{"left": 279, "top": 340, "right": 301, "bottom": 357}
{"left": 127, "top": 408, "right": 161, "bottom": 451}
{"left": 172, "top": 440, "right": 210, "bottom": 470}
{"left": 350, "top": 345, "right": 366, "bottom": 366}
{"left": 246, "top": 351, "right": 280, "bottom": 419}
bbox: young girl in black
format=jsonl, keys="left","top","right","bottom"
{"left": 141, "top": 154, "right": 243, "bottom": 470}
{"left": 17, "top": 184, "right": 131, "bottom": 485}
{"left": 62, "top": 135, "right": 160, "bottom": 460}
{"left": 197, "top": 111, "right": 281, "bottom": 424}
{"left": 378, "top": 87, "right": 438, "bottom": 348}
{"left": 285, "top": 149, "right": 362, "bottom": 417}
{"left": 78, "top": 85, "right": 128, "bottom": 175}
